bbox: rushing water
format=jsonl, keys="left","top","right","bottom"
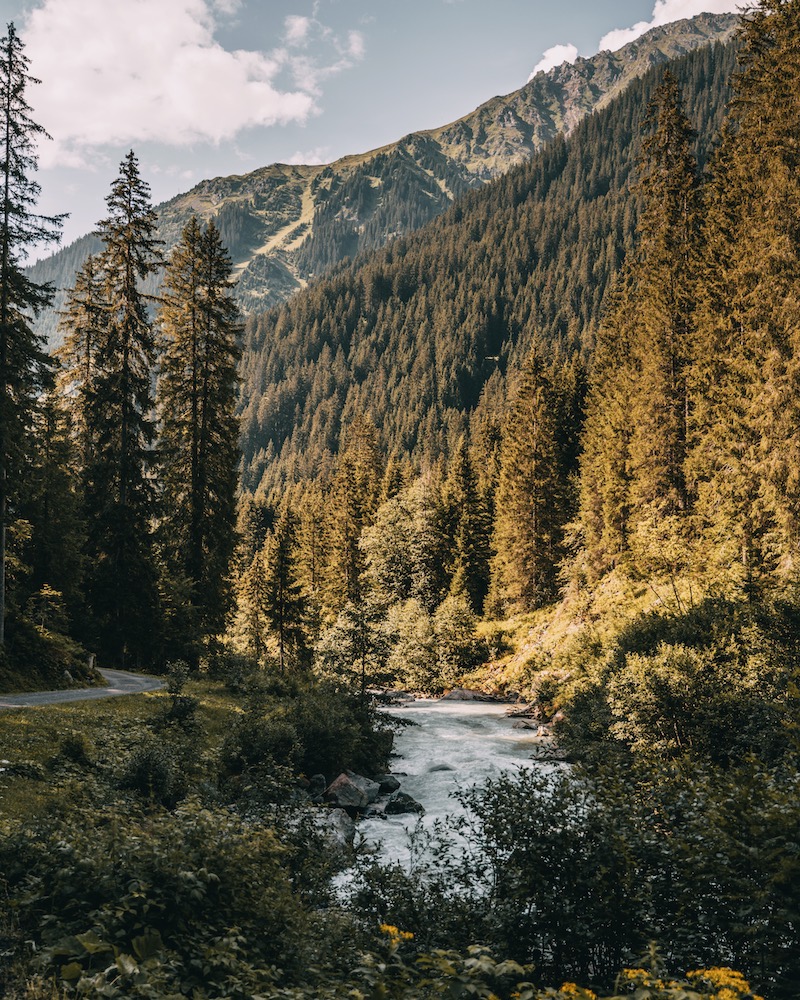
{"left": 358, "top": 698, "right": 552, "bottom": 867}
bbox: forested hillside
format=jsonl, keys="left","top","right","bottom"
{"left": 240, "top": 39, "right": 737, "bottom": 497}
{"left": 25, "top": 13, "right": 736, "bottom": 347}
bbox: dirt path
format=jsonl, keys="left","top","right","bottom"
{"left": 0, "top": 669, "right": 163, "bottom": 710}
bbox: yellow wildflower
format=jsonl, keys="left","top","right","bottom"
{"left": 378, "top": 923, "right": 414, "bottom": 946}
{"left": 687, "top": 967, "right": 763, "bottom": 1000}
{"left": 559, "top": 984, "right": 597, "bottom": 999}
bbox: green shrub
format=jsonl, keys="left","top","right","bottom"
{"left": 346, "top": 759, "right": 800, "bottom": 998}
{"left": 0, "top": 798, "right": 314, "bottom": 998}
{"left": 120, "top": 739, "right": 181, "bottom": 806}
{"left": 57, "top": 729, "right": 94, "bottom": 768}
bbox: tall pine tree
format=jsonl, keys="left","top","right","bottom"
{"left": 156, "top": 217, "right": 242, "bottom": 658}
{"left": 488, "top": 345, "right": 579, "bottom": 613}
{"left": 0, "top": 22, "right": 62, "bottom": 648}
{"left": 80, "top": 151, "right": 162, "bottom": 667}
{"left": 689, "top": 0, "right": 800, "bottom": 591}
{"left": 627, "top": 70, "right": 699, "bottom": 524}
{"left": 56, "top": 254, "right": 104, "bottom": 469}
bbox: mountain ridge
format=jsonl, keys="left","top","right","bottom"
{"left": 28, "top": 11, "right": 739, "bottom": 346}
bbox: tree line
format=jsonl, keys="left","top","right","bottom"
{"left": 0, "top": 22, "right": 241, "bottom": 676}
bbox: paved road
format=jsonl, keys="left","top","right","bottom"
{"left": 0, "top": 668, "right": 164, "bottom": 710}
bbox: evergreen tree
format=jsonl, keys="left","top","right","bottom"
{"left": 0, "top": 22, "right": 62, "bottom": 647}
{"left": 261, "top": 509, "right": 308, "bottom": 673}
{"left": 443, "top": 438, "right": 491, "bottom": 613}
{"left": 157, "top": 217, "right": 242, "bottom": 654}
{"left": 234, "top": 543, "right": 270, "bottom": 664}
{"left": 315, "top": 598, "right": 391, "bottom": 697}
{"left": 577, "top": 271, "right": 638, "bottom": 579}
{"left": 17, "top": 391, "right": 85, "bottom": 632}
{"left": 578, "top": 72, "right": 699, "bottom": 584}
{"left": 627, "top": 70, "right": 699, "bottom": 523}
{"left": 80, "top": 151, "right": 162, "bottom": 666}
{"left": 56, "top": 254, "right": 105, "bottom": 469}
{"left": 689, "top": 0, "right": 800, "bottom": 591}
{"left": 324, "top": 416, "right": 384, "bottom": 611}
{"left": 488, "top": 346, "right": 578, "bottom": 613}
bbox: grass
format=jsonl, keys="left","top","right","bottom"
{"left": 0, "top": 680, "right": 241, "bottom": 821}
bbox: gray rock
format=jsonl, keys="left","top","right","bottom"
{"left": 440, "top": 687, "right": 497, "bottom": 702}
{"left": 325, "top": 770, "right": 381, "bottom": 810}
{"left": 512, "top": 720, "right": 536, "bottom": 730}
{"left": 385, "top": 791, "right": 425, "bottom": 816}
{"left": 377, "top": 774, "right": 401, "bottom": 794}
{"left": 427, "top": 762, "right": 455, "bottom": 772}
{"left": 317, "top": 807, "right": 356, "bottom": 850}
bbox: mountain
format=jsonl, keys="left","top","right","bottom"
{"left": 238, "top": 38, "right": 738, "bottom": 497}
{"left": 28, "top": 12, "right": 738, "bottom": 347}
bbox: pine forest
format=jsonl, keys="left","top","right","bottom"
{"left": 2, "top": 4, "right": 800, "bottom": 999}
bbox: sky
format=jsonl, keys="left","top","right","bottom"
{"left": 0, "top": 0, "right": 742, "bottom": 252}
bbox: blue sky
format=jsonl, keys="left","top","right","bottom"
{"left": 0, "top": 0, "right": 740, "bottom": 250}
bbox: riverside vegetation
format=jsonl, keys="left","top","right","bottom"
{"left": 2, "top": 2, "right": 800, "bottom": 997}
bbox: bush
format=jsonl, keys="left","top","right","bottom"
{"left": 558, "top": 598, "right": 799, "bottom": 766}
{"left": 346, "top": 759, "right": 800, "bottom": 998}
{"left": 0, "top": 798, "right": 315, "bottom": 998}
{"left": 120, "top": 739, "right": 181, "bottom": 806}
{"left": 58, "top": 729, "right": 94, "bottom": 768}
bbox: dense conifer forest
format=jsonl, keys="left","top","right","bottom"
{"left": 3, "top": 3, "right": 800, "bottom": 998}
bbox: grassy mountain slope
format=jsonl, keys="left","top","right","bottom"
{"left": 239, "top": 39, "right": 737, "bottom": 497}
{"left": 27, "top": 12, "right": 737, "bottom": 348}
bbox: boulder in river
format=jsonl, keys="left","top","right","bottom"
{"left": 325, "top": 770, "right": 381, "bottom": 811}
{"left": 385, "top": 791, "right": 425, "bottom": 816}
{"left": 377, "top": 774, "right": 401, "bottom": 794}
{"left": 317, "top": 807, "right": 356, "bottom": 850}
{"left": 440, "top": 687, "right": 497, "bottom": 702}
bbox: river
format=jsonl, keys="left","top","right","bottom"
{"left": 358, "top": 698, "right": 553, "bottom": 867}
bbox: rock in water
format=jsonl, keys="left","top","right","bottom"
{"left": 440, "top": 687, "right": 497, "bottom": 702}
{"left": 325, "top": 770, "right": 381, "bottom": 810}
{"left": 385, "top": 791, "right": 425, "bottom": 816}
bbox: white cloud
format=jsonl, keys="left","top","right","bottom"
{"left": 528, "top": 43, "right": 579, "bottom": 81}
{"left": 598, "top": 0, "right": 741, "bottom": 52}
{"left": 285, "top": 14, "right": 312, "bottom": 46}
{"left": 285, "top": 146, "right": 332, "bottom": 165}
{"left": 21, "top": 0, "right": 365, "bottom": 168}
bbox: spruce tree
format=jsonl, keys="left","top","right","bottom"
{"left": 443, "top": 438, "right": 491, "bottom": 613}
{"left": 56, "top": 254, "right": 105, "bottom": 469}
{"left": 80, "top": 151, "right": 162, "bottom": 666}
{"left": 689, "top": 0, "right": 800, "bottom": 591}
{"left": 261, "top": 509, "right": 308, "bottom": 673}
{"left": 18, "top": 390, "right": 85, "bottom": 631}
{"left": 157, "top": 217, "right": 241, "bottom": 655}
{"left": 627, "top": 70, "right": 699, "bottom": 523}
{"left": 488, "top": 345, "right": 577, "bottom": 613}
{"left": 577, "top": 271, "right": 638, "bottom": 580}
{"left": 0, "top": 22, "right": 62, "bottom": 647}
{"left": 324, "top": 416, "right": 383, "bottom": 611}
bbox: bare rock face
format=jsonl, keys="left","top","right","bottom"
{"left": 325, "top": 770, "right": 381, "bottom": 811}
